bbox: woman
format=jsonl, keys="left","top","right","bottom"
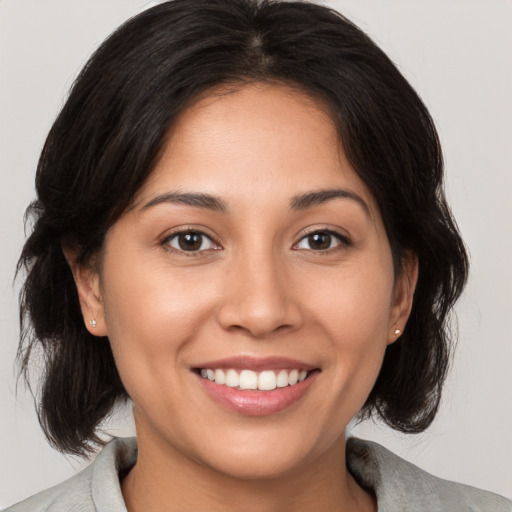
{"left": 4, "top": 0, "right": 511, "bottom": 510}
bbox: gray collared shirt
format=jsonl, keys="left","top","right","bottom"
{"left": 4, "top": 437, "right": 511, "bottom": 511}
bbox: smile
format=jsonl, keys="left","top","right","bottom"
{"left": 194, "top": 357, "right": 319, "bottom": 416}
{"left": 199, "top": 368, "right": 309, "bottom": 391}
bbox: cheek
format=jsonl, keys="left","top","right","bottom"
{"left": 99, "top": 254, "right": 214, "bottom": 394}
{"left": 299, "top": 254, "right": 394, "bottom": 403}
{"left": 303, "top": 253, "right": 394, "bottom": 341}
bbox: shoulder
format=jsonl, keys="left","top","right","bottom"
{"left": 3, "top": 467, "right": 94, "bottom": 512}
{"left": 3, "top": 438, "right": 137, "bottom": 512}
{"left": 346, "top": 437, "right": 512, "bottom": 512}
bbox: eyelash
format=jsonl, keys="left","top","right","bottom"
{"left": 293, "top": 229, "right": 351, "bottom": 254}
{"left": 160, "top": 228, "right": 351, "bottom": 256}
{"left": 161, "top": 229, "right": 220, "bottom": 257}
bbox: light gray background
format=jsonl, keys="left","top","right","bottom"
{"left": 1, "top": 0, "right": 511, "bottom": 507}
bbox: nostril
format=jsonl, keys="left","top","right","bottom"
{"left": 215, "top": 268, "right": 304, "bottom": 337}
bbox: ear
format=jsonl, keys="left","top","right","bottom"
{"left": 62, "top": 245, "right": 108, "bottom": 337}
{"left": 387, "top": 251, "right": 418, "bottom": 345}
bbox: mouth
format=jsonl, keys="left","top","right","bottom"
{"left": 192, "top": 357, "right": 320, "bottom": 416}
{"left": 196, "top": 368, "right": 311, "bottom": 391}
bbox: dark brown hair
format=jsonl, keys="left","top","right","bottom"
{"left": 17, "top": 0, "right": 468, "bottom": 455}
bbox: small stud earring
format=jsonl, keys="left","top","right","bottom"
{"left": 394, "top": 329, "right": 401, "bottom": 336}
{"left": 89, "top": 320, "right": 97, "bottom": 328}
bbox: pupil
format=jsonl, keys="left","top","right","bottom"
{"left": 309, "top": 232, "right": 331, "bottom": 250}
{"left": 179, "top": 232, "right": 202, "bottom": 251}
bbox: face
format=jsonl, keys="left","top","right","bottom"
{"left": 75, "top": 84, "right": 416, "bottom": 480}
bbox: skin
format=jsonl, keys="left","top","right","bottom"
{"left": 68, "top": 83, "right": 417, "bottom": 512}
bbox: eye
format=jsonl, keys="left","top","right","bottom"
{"left": 164, "top": 230, "right": 218, "bottom": 252}
{"left": 295, "top": 230, "right": 348, "bottom": 251}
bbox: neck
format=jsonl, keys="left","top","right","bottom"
{"left": 121, "top": 430, "right": 375, "bottom": 512}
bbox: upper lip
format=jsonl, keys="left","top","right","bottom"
{"left": 193, "top": 356, "right": 318, "bottom": 372}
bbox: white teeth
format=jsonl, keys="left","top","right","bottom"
{"left": 225, "top": 369, "right": 239, "bottom": 387}
{"left": 258, "top": 370, "right": 277, "bottom": 391}
{"left": 214, "top": 369, "right": 225, "bottom": 385}
{"left": 200, "top": 368, "right": 310, "bottom": 390}
{"left": 239, "top": 369, "right": 258, "bottom": 390}
{"left": 288, "top": 369, "right": 299, "bottom": 385}
{"left": 276, "top": 369, "right": 289, "bottom": 388}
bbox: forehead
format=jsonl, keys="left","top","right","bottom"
{"left": 168, "top": 82, "right": 338, "bottom": 147}
{"left": 136, "top": 83, "right": 378, "bottom": 218}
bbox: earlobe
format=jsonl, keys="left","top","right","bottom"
{"left": 62, "top": 245, "right": 108, "bottom": 337}
{"left": 387, "top": 251, "right": 418, "bottom": 345}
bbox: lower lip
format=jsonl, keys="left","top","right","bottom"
{"left": 196, "top": 371, "right": 318, "bottom": 416}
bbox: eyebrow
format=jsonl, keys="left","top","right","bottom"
{"left": 141, "top": 191, "right": 227, "bottom": 213}
{"left": 290, "top": 188, "right": 370, "bottom": 215}
{"left": 141, "top": 188, "right": 369, "bottom": 215}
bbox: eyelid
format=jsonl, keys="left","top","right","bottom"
{"left": 292, "top": 227, "right": 352, "bottom": 251}
{"left": 160, "top": 227, "right": 222, "bottom": 255}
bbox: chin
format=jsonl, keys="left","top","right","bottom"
{"left": 202, "top": 448, "right": 309, "bottom": 481}
{"left": 191, "top": 426, "right": 343, "bottom": 482}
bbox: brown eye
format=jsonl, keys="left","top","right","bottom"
{"left": 308, "top": 232, "right": 332, "bottom": 250}
{"left": 166, "top": 231, "right": 216, "bottom": 252}
{"left": 295, "top": 230, "right": 347, "bottom": 251}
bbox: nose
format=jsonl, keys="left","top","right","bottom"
{"left": 216, "top": 250, "right": 303, "bottom": 338}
